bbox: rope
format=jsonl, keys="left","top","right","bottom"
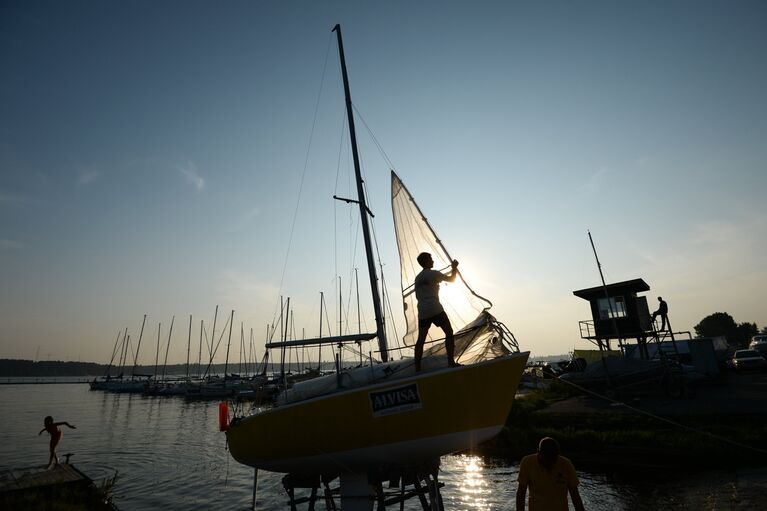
{"left": 382, "top": 270, "right": 401, "bottom": 351}
{"left": 553, "top": 375, "right": 767, "bottom": 457}
{"left": 353, "top": 104, "right": 396, "bottom": 171}
{"left": 271, "top": 32, "right": 334, "bottom": 330}
{"left": 333, "top": 101, "right": 395, "bottom": 357}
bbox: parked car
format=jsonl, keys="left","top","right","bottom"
{"left": 730, "top": 349, "right": 767, "bottom": 373}
{"left": 749, "top": 335, "right": 767, "bottom": 355}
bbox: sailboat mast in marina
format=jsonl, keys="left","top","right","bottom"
{"left": 224, "top": 24, "right": 529, "bottom": 508}
{"left": 335, "top": 23, "right": 389, "bottom": 363}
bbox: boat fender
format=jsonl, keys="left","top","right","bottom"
{"left": 218, "top": 401, "right": 229, "bottom": 431}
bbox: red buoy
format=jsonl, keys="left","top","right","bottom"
{"left": 218, "top": 401, "right": 229, "bottom": 431}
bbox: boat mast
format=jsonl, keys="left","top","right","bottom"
{"left": 154, "top": 323, "right": 161, "bottom": 380}
{"left": 131, "top": 314, "right": 147, "bottom": 377}
{"left": 332, "top": 24, "right": 389, "bottom": 362}
{"left": 161, "top": 316, "right": 174, "bottom": 383}
{"left": 103, "top": 330, "right": 122, "bottom": 378}
{"left": 186, "top": 315, "right": 192, "bottom": 379}
{"left": 224, "top": 309, "right": 234, "bottom": 380}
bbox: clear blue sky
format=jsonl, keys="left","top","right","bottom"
{"left": 2, "top": 1, "right": 766, "bottom": 363}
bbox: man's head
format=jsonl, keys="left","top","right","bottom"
{"left": 658, "top": 296, "right": 663, "bottom": 302}
{"left": 537, "top": 437, "right": 560, "bottom": 468}
{"left": 417, "top": 252, "right": 433, "bottom": 269}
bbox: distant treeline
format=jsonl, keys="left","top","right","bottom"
{"left": 0, "top": 359, "right": 333, "bottom": 377}
{"left": 0, "top": 359, "right": 107, "bottom": 377}
{"left": 0, "top": 359, "right": 251, "bottom": 377}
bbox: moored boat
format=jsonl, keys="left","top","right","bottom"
{"left": 224, "top": 25, "right": 528, "bottom": 490}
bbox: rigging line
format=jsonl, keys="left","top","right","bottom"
{"left": 338, "top": 107, "right": 390, "bottom": 338}
{"left": 381, "top": 270, "right": 401, "bottom": 350}
{"left": 272, "top": 31, "right": 334, "bottom": 329}
{"left": 555, "top": 376, "right": 767, "bottom": 457}
{"left": 322, "top": 291, "right": 335, "bottom": 338}
{"left": 405, "top": 175, "right": 493, "bottom": 311}
{"left": 333, "top": 112, "right": 348, "bottom": 312}
{"left": 343, "top": 213, "right": 362, "bottom": 333}
{"left": 352, "top": 103, "right": 396, "bottom": 171}
{"left": 335, "top": 112, "right": 362, "bottom": 338}
{"left": 341, "top": 343, "right": 375, "bottom": 363}
{"left": 334, "top": 91, "right": 349, "bottom": 194}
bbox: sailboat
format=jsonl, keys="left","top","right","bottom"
{"left": 225, "top": 24, "right": 528, "bottom": 500}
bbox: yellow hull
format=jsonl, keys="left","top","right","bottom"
{"left": 225, "top": 352, "right": 529, "bottom": 473}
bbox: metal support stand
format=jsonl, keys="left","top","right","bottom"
{"left": 251, "top": 468, "right": 258, "bottom": 510}
{"left": 279, "top": 460, "right": 445, "bottom": 510}
{"left": 339, "top": 472, "right": 374, "bottom": 511}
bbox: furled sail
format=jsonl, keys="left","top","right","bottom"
{"left": 391, "top": 171, "right": 518, "bottom": 363}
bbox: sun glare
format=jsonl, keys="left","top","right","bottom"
{"left": 456, "top": 454, "right": 490, "bottom": 510}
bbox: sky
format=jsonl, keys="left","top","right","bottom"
{"left": 1, "top": 1, "right": 766, "bottom": 365}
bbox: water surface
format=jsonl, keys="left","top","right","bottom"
{"left": 1, "top": 383, "right": 761, "bottom": 510}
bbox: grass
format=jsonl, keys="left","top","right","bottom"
{"left": 477, "top": 384, "right": 767, "bottom": 470}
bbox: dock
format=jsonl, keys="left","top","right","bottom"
{"left": 0, "top": 463, "right": 87, "bottom": 492}
{"left": 0, "top": 462, "right": 118, "bottom": 510}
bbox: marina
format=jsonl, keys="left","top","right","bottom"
{"left": 2, "top": 378, "right": 766, "bottom": 510}
{"left": 3, "top": 3, "right": 767, "bottom": 510}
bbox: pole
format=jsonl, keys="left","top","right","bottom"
{"left": 104, "top": 330, "right": 122, "bottom": 378}
{"left": 319, "top": 291, "right": 324, "bottom": 370}
{"left": 210, "top": 306, "right": 219, "bottom": 364}
{"left": 131, "top": 314, "right": 147, "bottom": 377}
{"left": 118, "top": 328, "right": 128, "bottom": 375}
{"left": 251, "top": 468, "right": 259, "bottom": 510}
{"left": 355, "top": 268, "right": 361, "bottom": 334}
{"left": 587, "top": 230, "right": 616, "bottom": 389}
{"left": 186, "top": 315, "right": 192, "bottom": 379}
{"left": 338, "top": 276, "right": 342, "bottom": 337}
{"left": 198, "top": 320, "right": 203, "bottom": 379}
{"left": 333, "top": 24, "right": 388, "bottom": 361}
{"left": 224, "top": 310, "right": 234, "bottom": 380}
{"left": 240, "top": 322, "right": 245, "bottom": 377}
{"left": 154, "top": 323, "right": 161, "bottom": 379}
{"left": 249, "top": 327, "right": 254, "bottom": 378}
{"left": 162, "top": 316, "right": 175, "bottom": 383}
{"left": 588, "top": 230, "right": 623, "bottom": 342}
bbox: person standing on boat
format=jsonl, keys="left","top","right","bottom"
{"left": 651, "top": 296, "right": 669, "bottom": 331}
{"left": 414, "top": 252, "right": 458, "bottom": 371}
{"left": 516, "top": 437, "right": 585, "bottom": 511}
{"left": 39, "top": 416, "right": 76, "bottom": 469}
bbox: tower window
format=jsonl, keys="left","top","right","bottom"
{"left": 597, "top": 296, "right": 626, "bottom": 320}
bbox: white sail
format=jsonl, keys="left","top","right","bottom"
{"left": 391, "top": 171, "right": 518, "bottom": 363}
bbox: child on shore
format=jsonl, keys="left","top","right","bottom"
{"left": 38, "top": 416, "right": 76, "bottom": 468}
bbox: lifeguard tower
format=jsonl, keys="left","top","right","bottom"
{"left": 573, "top": 278, "right": 678, "bottom": 361}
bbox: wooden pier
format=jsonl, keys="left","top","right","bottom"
{"left": 0, "top": 462, "right": 118, "bottom": 510}
{"left": 0, "top": 463, "right": 87, "bottom": 492}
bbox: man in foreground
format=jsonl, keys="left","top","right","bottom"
{"left": 516, "top": 437, "right": 586, "bottom": 511}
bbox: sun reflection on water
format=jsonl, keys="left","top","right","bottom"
{"left": 455, "top": 454, "right": 490, "bottom": 510}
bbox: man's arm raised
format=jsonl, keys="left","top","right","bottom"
{"left": 444, "top": 260, "right": 459, "bottom": 282}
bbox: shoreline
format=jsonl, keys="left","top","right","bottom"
{"left": 478, "top": 371, "right": 767, "bottom": 472}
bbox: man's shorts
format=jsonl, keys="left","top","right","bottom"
{"left": 418, "top": 311, "right": 450, "bottom": 330}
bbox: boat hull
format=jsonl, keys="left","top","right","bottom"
{"left": 225, "top": 351, "right": 529, "bottom": 473}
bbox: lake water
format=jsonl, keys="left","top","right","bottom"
{"left": 1, "top": 383, "right": 763, "bottom": 510}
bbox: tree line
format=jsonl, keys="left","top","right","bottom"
{"left": 694, "top": 312, "right": 766, "bottom": 348}
{"left": 1, "top": 359, "right": 214, "bottom": 377}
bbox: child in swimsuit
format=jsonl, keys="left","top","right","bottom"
{"left": 39, "top": 416, "right": 76, "bottom": 468}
